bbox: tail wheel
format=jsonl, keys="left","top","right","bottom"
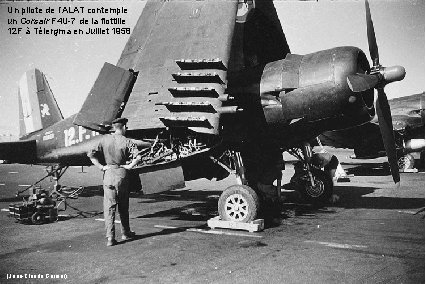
{"left": 218, "top": 185, "right": 259, "bottom": 223}
{"left": 398, "top": 154, "right": 415, "bottom": 171}
{"left": 31, "top": 212, "right": 45, "bottom": 225}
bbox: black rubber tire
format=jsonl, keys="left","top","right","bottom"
{"left": 31, "top": 212, "right": 45, "bottom": 225}
{"left": 218, "top": 185, "right": 259, "bottom": 223}
{"left": 296, "top": 168, "right": 333, "bottom": 205}
{"left": 398, "top": 154, "right": 415, "bottom": 171}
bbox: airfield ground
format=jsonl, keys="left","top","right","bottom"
{"left": 0, "top": 148, "right": 424, "bottom": 283}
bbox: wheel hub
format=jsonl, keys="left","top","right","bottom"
{"left": 306, "top": 179, "right": 325, "bottom": 198}
{"left": 225, "top": 193, "right": 248, "bottom": 221}
{"left": 398, "top": 154, "right": 414, "bottom": 170}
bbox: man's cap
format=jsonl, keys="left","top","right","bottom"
{"left": 99, "top": 121, "right": 112, "bottom": 128}
{"left": 111, "top": 117, "right": 128, "bottom": 125}
{"left": 97, "top": 121, "right": 112, "bottom": 131}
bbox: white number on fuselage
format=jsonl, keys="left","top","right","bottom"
{"left": 64, "top": 126, "right": 99, "bottom": 147}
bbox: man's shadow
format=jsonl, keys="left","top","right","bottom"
{"left": 118, "top": 225, "right": 205, "bottom": 245}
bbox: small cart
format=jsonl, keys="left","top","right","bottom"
{"left": 9, "top": 187, "right": 57, "bottom": 225}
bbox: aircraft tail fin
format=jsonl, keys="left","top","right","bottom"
{"left": 18, "top": 69, "right": 63, "bottom": 138}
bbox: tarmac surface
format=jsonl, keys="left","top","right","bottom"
{"left": 0, "top": 148, "right": 424, "bottom": 283}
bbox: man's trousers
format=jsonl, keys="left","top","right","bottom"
{"left": 103, "top": 167, "right": 131, "bottom": 239}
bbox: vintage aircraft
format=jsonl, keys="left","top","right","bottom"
{"left": 0, "top": 0, "right": 406, "bottom": 223}
{"left": 319, "top": 92, "right": 425, "bottom": 171}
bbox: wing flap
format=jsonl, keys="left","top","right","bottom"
{"left": 73, "top": 63, "right": 136, "bottom": 132}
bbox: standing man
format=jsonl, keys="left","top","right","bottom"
{"left": 88, "top": 117, "right": 141, "bottom": 247}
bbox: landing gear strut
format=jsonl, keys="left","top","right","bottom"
{"left": 288, "top": 143, "right": 333, "bottom": 204}
{"left": 212, "top": 151, "right": 260, "bottom": 223}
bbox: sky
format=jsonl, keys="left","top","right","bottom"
{"left": 0, "top": 0, "right": 424, "bottom": 138}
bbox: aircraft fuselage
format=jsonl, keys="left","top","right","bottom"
{"left": 17, "top": 115, "right": 102, "bottom": 165}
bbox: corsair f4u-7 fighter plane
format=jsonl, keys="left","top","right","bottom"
{"left": 0, "top": 0, "right": 405, "bottom": 223}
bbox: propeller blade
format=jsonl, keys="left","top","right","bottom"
{"left": 376, "top": 88, "right": 400, "bottom": 185}
{"left": 347, "top": 73, "right": 379, "bottom": 92}
{"left": 365, "top": 0, "right": 379, "bottom": 65}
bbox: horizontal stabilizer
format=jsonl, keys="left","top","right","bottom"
{"left": 0, "top": 140, "right": 37, "bottom": 163}
{"left": 73, "top": 63, "right": 136, "bottom": 132}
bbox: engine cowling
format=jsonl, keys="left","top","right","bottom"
{"left": 260, "top": 47, "right": 375, "bottom": 128}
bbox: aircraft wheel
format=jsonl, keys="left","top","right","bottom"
{"left": 296, "top": 168, "right": 333, "bottom": 204}
{"left": 218, "top": 185, "right": 259, "bottom": 223}
{"left": 398, "top": 154, "right": 415, "bottom": 171}
{"left": 31, "top": 212, "right": 45, "bottom": 225}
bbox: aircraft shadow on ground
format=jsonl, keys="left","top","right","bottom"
{"left": 57, "top": 209, "right": 103, "bottom": 220}
{"left": 136, "top": 189, "right": 220, "bottom": 202}
{"left": 279, "top": 184, "right": 424, "bottom": 219}
{"left": 344, "top": 163, "right": 391, "bottom": 177}
{"left": 45, "top": 183, "right": 424, "bottom": 222}
{"left": 135, "top": 189, "right": 220, "bottom": 221}
{"left": 332, "top": 185, "right": 425, "bottom": 210}
{"left": 122, "top": 224, "right": 208, "bottom": 245}
{"left": 343, "top": 160, "right": 425, "bottom": 177}
{"left": 73, "top": 185, "right": 103, "bottom": 197}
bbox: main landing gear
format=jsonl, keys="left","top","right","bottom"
{"left": 212, "top": 144, "right": 334, "bottom": 224}
{"left": 211, "top": 151, "right": 261, "bottom": 223}
{"left": 287, "top": 143, "right": 333, "bottom": 205}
